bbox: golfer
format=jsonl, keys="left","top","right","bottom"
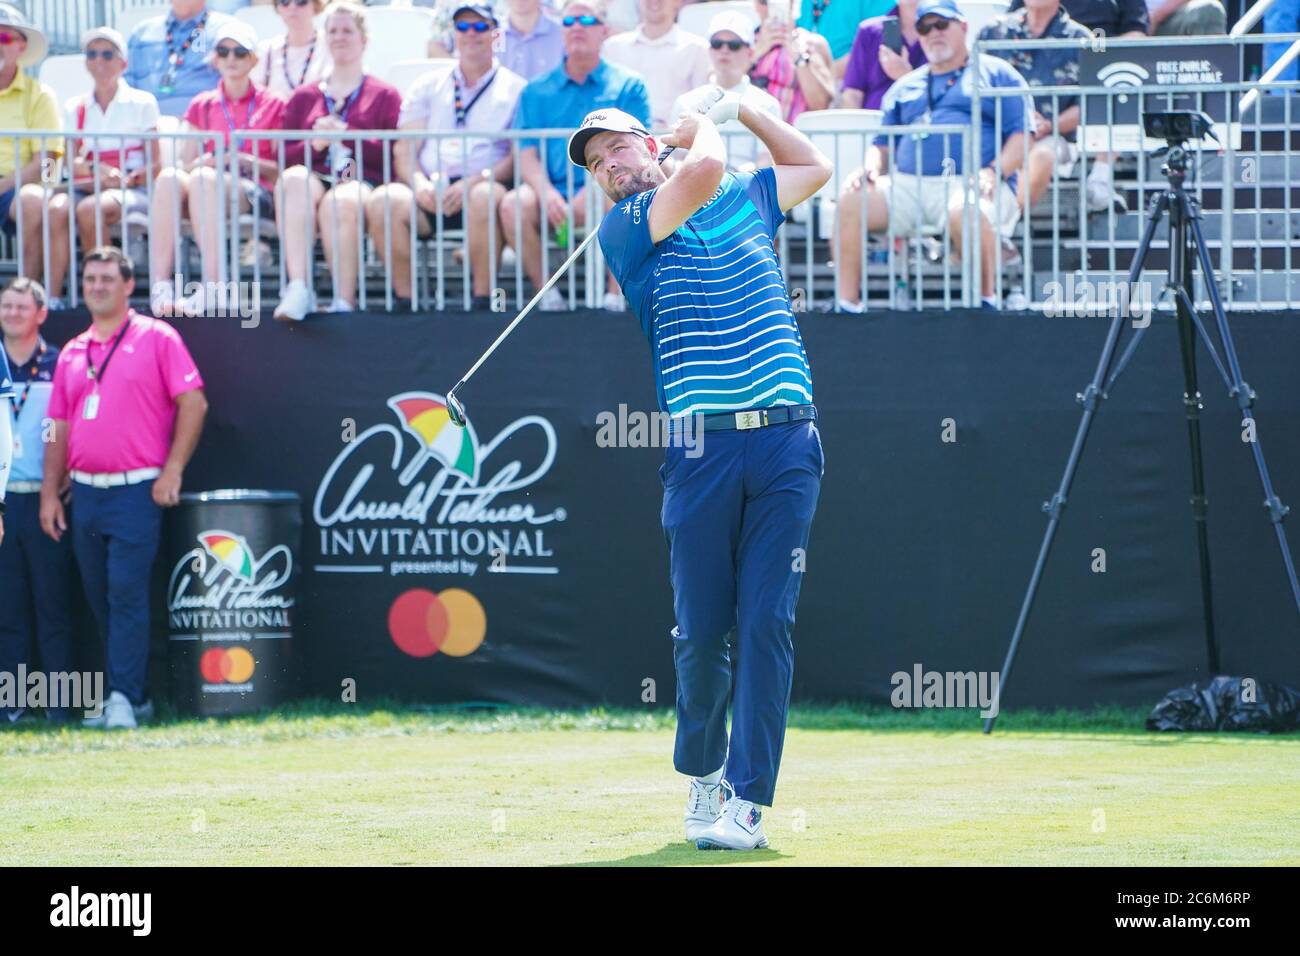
{"left": 568, "top": 96, "right": 830, "bottom": 850}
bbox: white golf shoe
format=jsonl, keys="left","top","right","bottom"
{"left": 695, "top": 792, "right": 769, "bottom": 851}
{"left": 683, "top": 778, "right": 727, "bottom": 843}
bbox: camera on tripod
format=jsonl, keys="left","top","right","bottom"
{"left": 1143, "top": 110, "right": 1214, "bottom": 144}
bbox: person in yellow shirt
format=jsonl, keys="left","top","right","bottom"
{"left": 0, "top": 5, "right": 63, "bottom": 287}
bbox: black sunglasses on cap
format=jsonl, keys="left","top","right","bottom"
{"left": 215, "top": 44, "right": 251, "bottom": 58}
{"left": 916, "top": 17, "right": 953, "bottom": 35}
{"left": 710, "top": 38, "right": 748, "bottom": 51}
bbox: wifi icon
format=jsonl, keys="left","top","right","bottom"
{"left": 1097, "top": 62, "right": 1152, "bottom": 104}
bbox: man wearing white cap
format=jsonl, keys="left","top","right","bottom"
{"left": 45, "top": 29, "right": 162, "bottom": 312}
{"left": 569, "top": 95, "right": 831, "bottom": 850}
{"left": 0, "top": 3, "right": 63, "bottom": 289}
{"left": 669, "top": 11, "right": 780, "bottom": 172}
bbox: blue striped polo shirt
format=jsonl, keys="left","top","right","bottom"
{"left": 599, "top": 167, "right": 813, "bottom": 418}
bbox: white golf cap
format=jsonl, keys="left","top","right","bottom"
{"left": 208, "top": 19, "right": 260, "bottom": 57}
{"left": 567, "top": 108, "right": 650, "bottom": 168}
{"left": 81, "top": 27, "right": 127, "bottom": 56}
{"left": 708, "top": 10, "right": 758, "bottom": 42}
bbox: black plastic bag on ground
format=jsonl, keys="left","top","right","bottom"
{"left": 1146, "top": 676, "right": 1300, "bottom": 732}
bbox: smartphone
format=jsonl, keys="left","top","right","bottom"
{"left": 881, "top": 16, "right": 902, "bottom": 55}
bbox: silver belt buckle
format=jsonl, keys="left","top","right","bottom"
{"left": 734, "top": 410, "right": 764, "bottom": 430}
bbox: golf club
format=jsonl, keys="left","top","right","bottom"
{"left": 446, "top": 90, "right": 726, "bottom": 428}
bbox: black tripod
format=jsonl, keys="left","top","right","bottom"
{"left": 984, "top": 138, "right": 1300, "bottom": 733}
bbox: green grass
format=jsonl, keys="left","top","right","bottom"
{"left": 2, "top": 701, "right": 1297, "bottom": 866}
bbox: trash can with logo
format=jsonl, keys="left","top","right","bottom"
{"left": 166, "top": 490, "right": 301, "bottom": 716}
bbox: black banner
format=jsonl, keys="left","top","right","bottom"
{"left": 42, "top": 309, "right": 1300, "bottom": 711}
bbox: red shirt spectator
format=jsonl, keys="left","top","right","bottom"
{"left": 281, "top": 76, "right": 402, "bottom": 185}
{"left": 183, "top": 82, "right": 286, "bottom": 189}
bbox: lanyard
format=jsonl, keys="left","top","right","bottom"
{"left": 7, "top": 340, "right": 45, "bottom": 420}
{"left": 284, "top": 38, "right": 316, "bottom": 90}
{"left": 926, "top": 65, "right": 963, "bottom": 118}
{"left": 85, "top": 319, "right": 130, "bottom": 390}
{"left": 219, "top": 85, "right": 259, "bottom": 155}
{"left": 160, "top": 11, "right": 209, "bottom": 92}
{"left": 454, "top": 67, "right": 498, "bottom": 128}
{"left": 321, "top": 76, "right": 366, "bottom": 122}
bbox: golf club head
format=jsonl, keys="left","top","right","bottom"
{"left": 446, "top": 387, "right": 468, "bottom": 428}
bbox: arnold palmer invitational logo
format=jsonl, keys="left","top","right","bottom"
{"left": 168, "top": 531, "right": 295, "bottom": 633}
{"left": 312, "top": 392, "right": 565, "bottom": 578}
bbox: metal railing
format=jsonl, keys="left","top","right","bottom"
{"left": 0, "top": 124, "right": 983, "bottom": 315}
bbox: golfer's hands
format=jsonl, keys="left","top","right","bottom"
{"left": 40, "top": 489, "right": 66, "bottom": 542}
{"left": 662, "top": 113, "right": 715, "bottom": 152}
{"left": 543, "top": 186, "right": 569, "bottom": 230}
{"left": 880, "top": 45, "right": 912, "bottom": 82}
{"left": 678, "top": 86, "right": 742, "bottom": 125}
{"left": 152, "top": 465, "right": 183, "bottom": 508}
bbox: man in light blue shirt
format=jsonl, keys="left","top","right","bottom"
{"left": 834, "top": 0, "right": 1030, "bottom": 309}
{"left": 124, "top": 0, "right": 235, "bottom": 117}
{"left": 499, "top": 0, "right": 650, "bottom": 309}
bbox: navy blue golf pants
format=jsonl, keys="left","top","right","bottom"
{"left": 660, "top": 417, "right": 824, "bottom": 807}
{"left": 0, "top": 492, "right": 76, "bottom": 718}
{"left": 70, "top": 482, "right": 162, "bottom": 706}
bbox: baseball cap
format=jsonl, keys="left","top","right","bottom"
{"left": 708, "top": 10, "right": 758, "bottom": 42}
{"left": 81, "top": 27, "right": 127, "bottom": 56}
{"left": 916, "top": 0, "right": 966, "bottom": 23}
{"left": 208, "top": 19, "right": 260, "bottom": 57}
{"left": 452, "top": 4, "right": 498, "bottom": 24}
{"left": 567, "top": 108, "right": 650, "bottom": 168}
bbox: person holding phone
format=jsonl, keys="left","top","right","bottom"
{"left": 841, "top": 0, "right": 928, "bottom": 111}
{"left": 748, "top": 0, "right": 834, "bottom": 122}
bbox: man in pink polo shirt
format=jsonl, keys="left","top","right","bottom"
{"left": 40, "top": 247, "right": 209, "bottom": 730}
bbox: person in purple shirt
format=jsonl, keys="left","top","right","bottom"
{"left": 497, "top": 0, "right": 566, "bottom": 81}
{"left": 841, "top": 0, "right": 927, "bottom": 111}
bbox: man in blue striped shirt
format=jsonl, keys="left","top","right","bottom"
{"left": 569, "top": 96, "right": 831, "bottom": 850}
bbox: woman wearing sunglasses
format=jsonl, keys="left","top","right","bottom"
{"left": 274, "top": 1, "right": 402, "bottom": 318}
{"left": 257, "top": 0, "right": 333, "bottom": 99}
{"left": 669, "top": 12, "right": 782, "bottom": 173}
{"left": 149, "top": 18, "right": 287, "bottom": 317}
{"left": 747, "top": 0, "right": 833, "bottom": 123}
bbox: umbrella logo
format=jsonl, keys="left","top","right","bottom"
{"left": 388, "top": 392, "right": 481, "bottom": 485}
{"left": 198, "top": 531, "right": 257, "bottom": 583}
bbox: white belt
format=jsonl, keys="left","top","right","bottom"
{"left": 6, "top": 480, "right": 43, "bottom": 494}
{"left": 70, "top": 468, "right": 162, "bottom": 488}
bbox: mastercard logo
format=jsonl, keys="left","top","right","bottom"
{"left": 200, "top": 646, "right": 256, "bottom": 684}
{"left": 388, "top": 588, "right": 487, "bottom": 658}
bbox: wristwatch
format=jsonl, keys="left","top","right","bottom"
{"left": 795, "top": 51, "right": 812, "bottom": 66}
